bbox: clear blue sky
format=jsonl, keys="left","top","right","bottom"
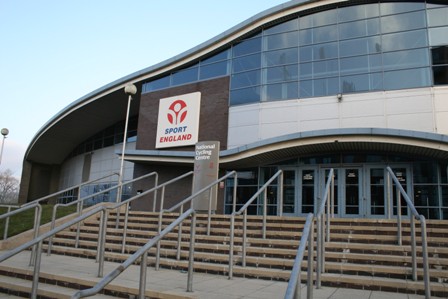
{"left": 0, "top": 0, "right": 288, "bottom": 178}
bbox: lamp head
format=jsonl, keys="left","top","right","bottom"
{"left": 1, "top": 128, "right": 9, "bottom": 137}
{"left": 124, "top": 83, "right": 137, "bottom": 96}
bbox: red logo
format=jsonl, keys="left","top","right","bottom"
{"left": 167, "top": 100, "right": 187, "bottom": 125}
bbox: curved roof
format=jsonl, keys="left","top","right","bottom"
{"left": 25, "top": 0, "right": 312, "bottom": 165}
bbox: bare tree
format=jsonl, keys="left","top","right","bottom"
{"left": 0, "top": 169, "right": 19, "bottom": 204}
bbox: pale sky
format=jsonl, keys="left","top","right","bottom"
{"left": 0, "top": 0, "right": 288, "bottom": 178}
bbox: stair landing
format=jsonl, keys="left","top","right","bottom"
{"left": 0, "top": 250, "right": 430, "bottom": 299}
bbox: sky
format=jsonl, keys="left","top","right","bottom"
{"left": 0, "top": 0, "right": 288, "bottom": 179}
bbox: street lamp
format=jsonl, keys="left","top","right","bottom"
{"left": 0, "top": 128, "right": 9, "bottom": 166}
{"left": 116, "top": 84, "right": 137, "bottom": 202}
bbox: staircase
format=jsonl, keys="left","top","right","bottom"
{"left": 1, "top": 211, "right": 448, "bottom": 298}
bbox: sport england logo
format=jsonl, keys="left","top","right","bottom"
{"left": 167, "top": 100, "right": 187, "bottom": 125}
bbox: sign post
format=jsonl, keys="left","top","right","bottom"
{"left": 192, "top": 141, "right": 220, "bottom": 212}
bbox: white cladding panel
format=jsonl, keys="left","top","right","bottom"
{"left": 228, "top": 87, "right": 446, "bottom": 149}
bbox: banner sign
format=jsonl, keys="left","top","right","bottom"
{"left": 192, "top": 141, "right": 220, "bottom": 212}
{"left": 156, "top": 92, "right": 201, "bottom": 148}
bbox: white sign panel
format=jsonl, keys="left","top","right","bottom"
{"left": 156, "top": 92, "right": 201, "bottom": 148}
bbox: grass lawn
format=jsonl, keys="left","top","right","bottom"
{"left": 0, "top": 204, "right": 77, "bottom": 238}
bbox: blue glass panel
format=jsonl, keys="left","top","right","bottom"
{"left": 313, "top": 25, "right": 338, "bottom": 43}
{"left": 232, "top": 53, "right": 261, "bottom": 72}
{"left": 265, "top": 65, "right": 298, "bottom": 83}
{"left": 427, "top": 7, "right": 448, "bottom": 27}
{"left": 233, "top": 37, "right": 262, "bottom": 57}
{"left": 338, "top": 3, "right": 380, "bottom": 22}
{"left": 199, "top": 60, "right": 229, "bottom": 80}
{"left": 313, "top": 77, "right": 340, "bottom": 96}
{"left": 339, "top": 36, "right": 382, "bottom": 57}
{"left": 383, "top": 48, "right": 430, "bottom": 71}
{"left": 380, "top": 2, "right": 425, "bottom": 15}
{"left": 231, "top": 70, "right": 261, "bottom": 89}
{"left": 381, "top": 11, "right": 426, "bottom": 34}
{"left": 341, "top": 74, "right": 370, "bottom": 93}
{"left": 300, "top": 9, "right": 337, "bottom": 29}
{"left": 299, "top": 62, "right": 312, "bottom": 80}
{"left": 264, "top": 48, "right": 298, "bottom": 67}
{"left": 172, "top": 67, "right": 198, "bottom": 86}
{"left": 265, "top": 31, "right": 298, "bottom": 50}
{"left": 201, "top": 49, "right": 230, "bottom": 64}
{"left": 264, "top": 18, "right": 299, "bottom": 35}
{"left": 340, "top": 56, "right": 369, "bottom": 75}
{"left": 382, "top": 30, "right": 428, "bottom": 52}
{"left": 265, "top": 82, "right": 298, "bottom": 101}
{"left": 143, "top": 76, "right": 170, "bottom": 92}
{"left": 370, "top": 72, "right": 383, "bottom": 90}
{"left": 339, "top": 18, "right": 380, "bottom": 40}
{"left": 429, "top": 27, "right": 448, "bottom": 47}
{"left": 383, "top": 67, "right": 431, "bottom": 90}
{"left": 230, "top": 86, "right": 261, "bottom": 105}
{"left": 369, "top": 54, "right": 382, "bottom": 72}
{"left": 299, "top": 80, "right": 313, "bottom": 98}
{"left": 299, "top": 45, "right": 313, "bottom": 62}
{"left": 299, "top": 29, "right": 312, "bottom": 45}
{"left": 313, "top": 59, "right": 339, "bottom": 78}
{"left": 313, "top": 42, "right": 338, "bottom": 60}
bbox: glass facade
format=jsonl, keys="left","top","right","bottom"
{"left": 142, "top": 1, "right": 448, "bottom": 106}
{"left": 224, "top": 154, "right": 448, "bottom": 220}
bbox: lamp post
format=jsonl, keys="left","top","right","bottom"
{"left": 116, "top": 84, "right": 137, "bottom": 202}
{"left": 0, "top": 128, "right": 9, "bottom": 166}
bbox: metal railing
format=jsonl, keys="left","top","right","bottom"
{"left": 155, "top": 171, "right": 237, "bottom": 269}
{"left": 47, "top": 172, "right": 159, "bottom": 254}
{"left": 0, "top": 205, "right": 108, "bottom": 298}
{"left": 0, "top": 173, "right": 119, "bottom": 243}
{"left": 386, "top": 166, "right": 431, "bottom": 299}
{"left": 284, "top": 213, "right": 314, "bottom": 299}
{"left": 228, "top": 170, "right": 283, "bottom": 279}
{"left": 71, "top": 208, "right": 197, "bottom": 299}
{"left": 315, "top": 168, "right": 334, "bottom": 289}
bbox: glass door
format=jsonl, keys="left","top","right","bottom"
{"left": 366, "top": 167, "right": 387, "bottom": 218}
{"left": 299, "top": 168, "right": 317, "bottom": 215}
{"left": 390, "top": 166, "right": 411, "bottom": 217}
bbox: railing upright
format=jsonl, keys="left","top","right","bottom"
{"left": 386, "top": 166, "right": 431, "bottom": 299}
{"left": 284, "top": 213, "right": 314, "bottom": 299}
{"left": 228, "top": 170, "right": 283, "bottom": 279}
{"left": 315, "top": 168, "right": 334, "bottom": 288}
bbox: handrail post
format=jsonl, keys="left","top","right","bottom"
{"left": 138, "top": 251, "right": 148, "bottom": 299}
{"left": 306, "top": 217, "right": 314, "bottom": 299}
{"left": 386, "top": 172, "right": 392, "bottom": 219}
{"left": 75, "top": 186, "right": 83, "bottom": 248}
{"left": 29, "top": 205, "right": 42, "bottom": 266}
{"left": 152, "top": 173, "right": 158, "bottom": 212}
{"left": 331, "top": 174, "right": 335, "bottom": 218}
{"left": 279, "top": 171, "right": 284, "bottom": 216}
{"left": 228, "top": 214, "right": 235, "bottom": 279}
{"left": 3, "top": 206, "right": 11, "bottom": 240}
{"left": 420, "top": 216, "right": 431, "bottom": 299}
{"left": 97, "top": 209, "right": 108, "bottom": 277}
{"left": 396, "top": 186, "right": 402, "bottom": 246}
{"left": 121, "top": 201, "right": 130, "bottom": 253}
{"left": 207, "top": 187, "right": 213, "bottom": 236}
{"left": 326, "top": 190, "right": 330, "bottom": 243}
{"left": 187, "top": 212, "right": 196, "bottom": 292}
{"left": 316, "top": 215, "right": 322, "bottom": 289}
{"left": 410, "top": 213, "right": 417, "bottom": 281}
{"left": 177, "top": 205, "right": 184, "bottom": 261}
{"left": 262, "top": 190, "right": 267, "bottom": 239}
{"left": 31, "top": 240, "right": 43, "bottom": 299}
{"left": 232, "top": 173, "right": 238, "bottom": 214}
{"left": 242, "top": 212, "right": 247, "bottom": 267}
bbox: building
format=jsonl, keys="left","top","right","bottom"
{"left": 19, "top": 0, "right": 448, "bottom": 219}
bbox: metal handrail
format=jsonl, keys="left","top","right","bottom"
{"left": 155, "top": 171, "right": 237, "bottom": 269}
{"left": 315, "top": 168, "right": 334, "bottom": 289}
{"left": 228, "top": 170, "right": 283, "bottom": 279}
{"left": 0, "top": 205, "right": 108, "bottom": 298}
{"left": 0, "top": 204, "right": 20, "bottom": 240}
{"left": 47, "top": 172, "right": 158, "bottom": 254}
{"left": 284, "top": 213, "right": 314, "bottom": 299}
{"left": 1, "top": 173, "right": 119, "bottom": 242}
{"left": 386, "top": 166, "right": 431, "bottom": 299}
{"left": 72, "top": 208, "right": 197, "bottom": 299}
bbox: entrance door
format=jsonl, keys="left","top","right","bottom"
{"left": 319, "top": 168, "right": 363, "bottom": 217}
{"left": 281, "top": 168, "right": 317, "bottom": 216}
{"left": 366, "top": 165, "right": 411, "bottom": 218}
